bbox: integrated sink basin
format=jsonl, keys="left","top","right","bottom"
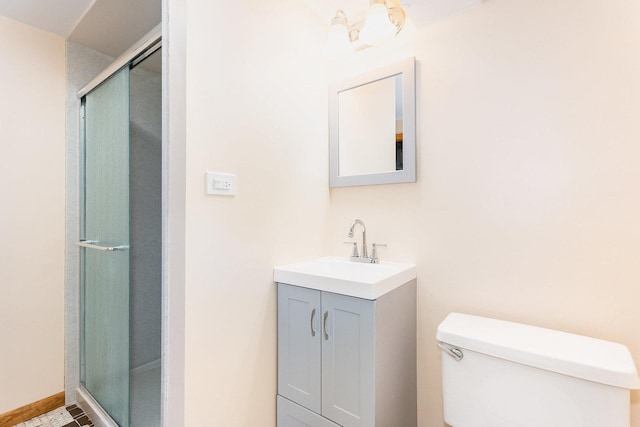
{"left": 274, "top": 256, "right": 416, "bottom": 300}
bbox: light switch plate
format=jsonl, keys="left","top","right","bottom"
{"left": 205, "top": 172, "right": 237, "bottom": 196}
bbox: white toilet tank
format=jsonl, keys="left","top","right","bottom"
{"left": 437, "top": 313, "right": 640, "bottom": 427}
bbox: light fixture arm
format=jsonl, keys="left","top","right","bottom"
{"left": 327, "top": 0, "right": 407, "bottom": 55}
{"left": 368, "top": 0, "right": 406, "bottom": 31}
{"left": 331, "top": 9, "right": 348, "bottom": 27}
{"left": 386, "top": 0, "right": 406, "bottom": 36}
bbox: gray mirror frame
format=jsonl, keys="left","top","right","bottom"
{"left": 329, "top": 57, "right": 416, "bottom": 187}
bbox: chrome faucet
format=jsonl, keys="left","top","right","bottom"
{"left": 348, "top": 219, "right": 368, "bottom": 261}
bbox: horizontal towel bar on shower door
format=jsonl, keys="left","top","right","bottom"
{"left": 78, "top": 240, "right": 129, "bottom": 252}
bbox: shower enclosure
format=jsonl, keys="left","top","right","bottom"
{"left": 74, "top": 28, "right": 162, "bottom": 427}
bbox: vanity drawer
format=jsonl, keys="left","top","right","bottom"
{"left": 277, "top": 395, "right": 340, "bottom": 427}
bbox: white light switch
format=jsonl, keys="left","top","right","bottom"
{"left": 205, "top": 172, "right": 237, "bottom": 196}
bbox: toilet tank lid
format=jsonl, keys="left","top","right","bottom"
{"left": 437, "top": 313, "right": 640, "bottom": 390}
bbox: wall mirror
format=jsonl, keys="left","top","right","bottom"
{"left": 329, "top": 57, "right": 416, "bottom": 187}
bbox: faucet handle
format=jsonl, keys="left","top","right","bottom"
{"left": 370, "top": 243, "right": 387, "bottom": 264}
{"left": 344, "top": 241, "right": 359, "bottom": 258}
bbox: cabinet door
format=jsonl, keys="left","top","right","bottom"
{"left": 278, "top": 284, "right": 322, "bottom": 413}
{"left": 321, "top": 292, "right": 375, "bottom": 427}
{"left": 277, "top": 396, "right": 340, "bottom": 427}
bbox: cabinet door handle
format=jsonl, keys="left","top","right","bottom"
{"left": 323, "top": 311, "right": 329, "bottom": 341}
{"left": 310, "top": 308, "right": 316, "bottom": 337}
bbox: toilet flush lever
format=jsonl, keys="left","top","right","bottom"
{"left": 438, "top": 343, "right": 464, "bottom": 361}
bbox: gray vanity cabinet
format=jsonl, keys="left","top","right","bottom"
{"left": 277, "top": 284, "right": 323, "bottom": 413}
{"left": 277, "top": 395, "right": 340, "bottom": 427}
{"left": 277, "top": 281, "right": 416, "bottom": 427}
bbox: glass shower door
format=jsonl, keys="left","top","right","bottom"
{"left": 80, "top": 66, "right": 131, "bottom": 427}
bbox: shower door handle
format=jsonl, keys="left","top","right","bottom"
{"left": 78, "top": 240, "right": 129, "bottom": 252}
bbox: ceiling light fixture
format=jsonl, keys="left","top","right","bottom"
{"left": 327, "top": 0, "right": 406, "bottom": 56}
{"left": 327, "top": 10, "right": 355, "bottom": 56}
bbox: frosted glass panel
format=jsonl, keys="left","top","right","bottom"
{"left": 129, "top": 48, "right": 162, "bottom": 427}
{"left": 82, "top": 66, "right": 130, "bottom": 427}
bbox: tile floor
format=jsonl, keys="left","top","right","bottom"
{"left": 12, "top": 363, "right": 160, "bottom": 427}
{"left": 13, "top": 404, "right": 93, "bottom": 427}
{"left": 13, "top": 364, "right": 159, "bottom": 427}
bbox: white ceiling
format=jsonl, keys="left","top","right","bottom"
{"left": 0, "top": 0, "right": 159, "bottom": 59}
{"left": 403, "top": 0, "right": 485, "bottom": 27}
{"left": 0, "top": 0, "right": 95, "bottom": 36}
{"left": 303, "top": 0, "right": 484, "bottom": 29}
{"left": 67, "top": 0, "right": 161, "bottom": 58}
{"left": 0, "top": 0, "right": 483, "bottom": 57}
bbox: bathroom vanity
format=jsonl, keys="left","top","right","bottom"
{"left": 274, "top": 257, "right": 417, "bottom": 427}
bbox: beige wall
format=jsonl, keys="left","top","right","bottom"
{"left": 180, "top": 0, "right": 640, "bottom": 425}
{"left": 326, "top": 0, "right": 640, "bottom": 425}
{"left": 183, "top": 0, "right": 329, "bottom": 424}
{"left": 0, "top": 16, "right": 66, "bottom": 414}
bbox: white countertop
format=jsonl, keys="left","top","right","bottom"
{"left": 274, "top": 256, "right": 416, "bottom": 300}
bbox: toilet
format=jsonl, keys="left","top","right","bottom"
{"left": 437, "top": 313, "right": 640, "bottom": 427}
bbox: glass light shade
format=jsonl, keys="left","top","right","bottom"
{"left": 359, "top": 3, "right": 397, "bottom": 46}
{"left": 327, "top": 23, "right": 354, "bottom": 56}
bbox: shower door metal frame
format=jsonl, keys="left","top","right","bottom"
{"left": 79, "top": 63, "right": 132, "bottom": 426}
{"left": 76, "top": 24, "right": 162, "bottom": 427}
{"left": 77, "top": 27, "right": 162, "bottom": 99}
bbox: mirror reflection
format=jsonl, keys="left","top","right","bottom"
{"left": 338, "top": 74, "right": 403, "bottom": 176}
{"left": 329, "top": 57, "right": 415, "bottom": 187}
